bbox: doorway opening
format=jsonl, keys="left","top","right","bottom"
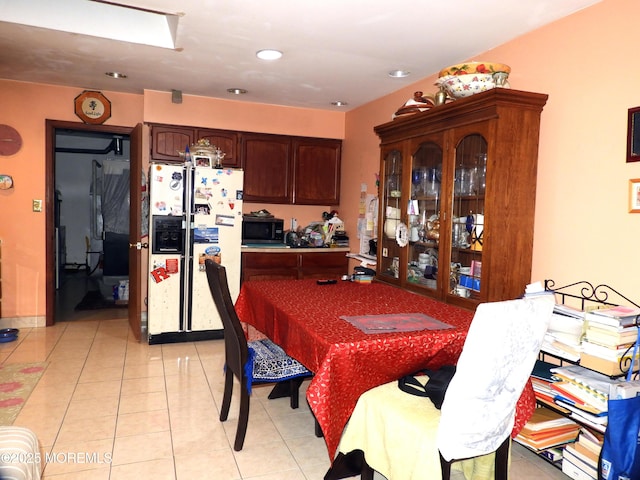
{"left": 54, "top": 128, "right": 132, "bottom": 321}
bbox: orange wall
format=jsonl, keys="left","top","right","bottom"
{"left": 3, "top": 0, "right": 640, "bottom": 321}
{"left": 342, "top": 0, "right": 640, "bottom": 295}
{"left": 0, "top": 82, "right": 344, "bottom": 320}
{"left": 0, "top": 81, "right": 143, "bottom": 319}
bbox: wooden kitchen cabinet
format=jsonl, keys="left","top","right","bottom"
{"left": 150, "top": 125, "right": 342, "bottom": 204}
{"left": 299, "top": 250, "right": 348, "bottom": 279}
{"left": 375, "top": 89, "right": 548, "bottom": 308}
{"left": 241, "top": 133, "right": 293, "bottom": 203}
{"left": 150, "top": 125, "right": 194, "bottom": 162}
{"left": 196, "top": 128, "right": 239, "bottom": 167}
{"left": 241, "top": 250, "right": 349, "bottom": 282}
{"left": 150, "top": 124, "right": 239, "bottom": 167}
{"left": 241, "top": 133, "right": 341, "bottom": 205}
{"left": 293, "top": 138, "right": 341, "bottom": 205}
{"left": 241, "top": 251, "right": 298, "bottom": 281}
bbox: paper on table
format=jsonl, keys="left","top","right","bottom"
{"left": 340, "top": 313, "right": 453, "bottom": 334}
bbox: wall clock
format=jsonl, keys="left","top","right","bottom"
{"left": 0, "top": 124, "right": 22, "bottom": 156}
{"left": 74, "top": 90, "right": 112, "bottom": 125}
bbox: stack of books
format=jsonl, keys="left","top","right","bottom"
{"left": 582, "top": 305, "right": 640, "bottom": 376}
{"left": 530, "top": 360, "right": 570, "bottom": 412}
{"left": 549, "top": 365, "right": 621, "bottom": 432}
{"left": 561, "top": 428, "right": 603, "bottom": 480}
{"left": 514, "top": 406, "right": 581, "bottom": 451}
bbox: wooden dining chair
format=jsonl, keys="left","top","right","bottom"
{"left": 204, "top": 259, "right": 311, "bottom": 451}
{"left": 330, "top": 296, "right": 555, "bottom": 480}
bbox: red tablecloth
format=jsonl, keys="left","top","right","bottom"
{"left": 235, "top": 279, "right": 536, "bottom": 458}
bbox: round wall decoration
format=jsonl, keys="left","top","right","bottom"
{"left": 0, "top": 124, "right": 22, "bottom": 156}
{"left": 74, "top": 90, "right": 112, "bottom": 125}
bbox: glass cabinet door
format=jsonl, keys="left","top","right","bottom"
{"left": 408, "top": 142, "right": 442, "bottom": 291}
{"left": 449, "top": 134, "right": 487, "bottom": 300}
{"left": 379, "top": 148, "right": 403, "bottom": 281}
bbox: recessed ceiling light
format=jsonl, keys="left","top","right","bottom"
{"left": 331, "top": 101, "right": 348, "bottom": 107}
{"left": 227, "top": 88, "right": 248, "bottom": 95}
{"left": 105, "top": 72, "right": 127, "bottom": 79}
{"left": 256, "top": 49, "right": 283, "bottom": 60}
{"left": 388, "top": 70, "right": 410, "bottom": 78}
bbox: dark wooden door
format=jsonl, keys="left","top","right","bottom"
{"left": 128, "top": 124, "right": 143, "bottom": 341}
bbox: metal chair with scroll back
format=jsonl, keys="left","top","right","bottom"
{"left": 204, "top": 259, "right": 311, "bottom": 451}
{"left": 329, "top": 295, "right": 554, "bottom": 480}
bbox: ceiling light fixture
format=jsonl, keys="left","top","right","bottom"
{"left": 256, "top": 49, "right": 283, "bottom": 60}
{"left": 331, "top": 101, "right": 348, "bottom": 107}
{"left": 105, "top": 72, "right": 127, "bottom": 79}
{"left": 388, "top": 70, "right": 411, "bottom": 78}
{"left": 227, "top": 88, "right": 248, "bottom": 95}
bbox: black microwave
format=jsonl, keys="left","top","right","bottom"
{"left": 242, "top": 216, "right": 284, "bottom": 244}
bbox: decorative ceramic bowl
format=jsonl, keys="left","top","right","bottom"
{"left": 435, "top": 74, "right": 495, "bottom": 99}
{"left": 438, "top": 62, "right": 511, "bottom": 77}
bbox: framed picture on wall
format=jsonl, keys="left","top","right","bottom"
{"left": 629, "top": 179, "right": 640, "bottom": 213}
{"left": 627, "top": 107, "right": 640, "bottom": 162}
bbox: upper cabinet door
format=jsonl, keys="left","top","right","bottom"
{"left": 151, "top": 125, "right": 194, "bottom": 162}
{"left": 196, "top": 129, "right": 239, "bottom": 167}
{"left": 293, "top": 138, "right": 341, "bottom": 205}
{"left": 408, "top": 139, "right": 444, "bottom": 294}
{"left": 447, "top": 133, "right": 488, "bottom": 302}
{"left": 241, "top": 134, "right": 292, "bottom": 203}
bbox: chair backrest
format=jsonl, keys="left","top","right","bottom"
{"left": 205, "top": 259, "right": 249, "bottom": 381}
{"left": 437, "top": 296, "right": 555, "bottom": 461}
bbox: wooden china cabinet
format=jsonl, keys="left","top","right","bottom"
{"left": 375, "top": 88, "right": 548, "bottom": 309}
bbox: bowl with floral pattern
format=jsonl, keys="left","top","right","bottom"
{"left": 438, "top": 62, "right": 511, "bottom": 78}
{"left": 435, "top": 73, "right": 495, "bottom": 99}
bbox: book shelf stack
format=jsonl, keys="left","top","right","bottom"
{"left": 529, "top": 282, "right": 640, "bottom": 475}
{"left": 582, "top": 305, "right": 640, "bottom": 376}
{"left": 561, "top": 428, "right": 603, "bottom": 480}
{"left": 514, "top": 406, "right": 581, "bottom": 452}
{"left": 531, "top": 361, "right": 613, "bottom": 433}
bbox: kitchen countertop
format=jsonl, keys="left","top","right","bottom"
{"left": 241, "top": 245, "right": 350, "bottom": 253}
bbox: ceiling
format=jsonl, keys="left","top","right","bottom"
{"left": 0, "top": 0, "right": 600, "bottom": 111}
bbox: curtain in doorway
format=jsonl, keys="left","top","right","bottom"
{"left": 102, "top": 159, "right": 130, "bottom": 234}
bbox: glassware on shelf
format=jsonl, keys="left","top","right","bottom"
{"left": 455, "top": 167, "right": 472, "bottom": 196}
{"left": 424, "top": 166, "right": 441, "bottom": 196}
{"left": 387, "top": 173, "right": 401, "bottom": 197}
{"left": 412, "top": 167, "right": 425, "bottom": 196}
{"left": 477, "top": 153, "right": 487, "bottom": 193}
{"left": 387, "top": 153, "right": 401, "bottom": 197}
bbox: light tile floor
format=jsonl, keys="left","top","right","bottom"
{"left": 2, "top": 314, "right": 569, "bottom": 479}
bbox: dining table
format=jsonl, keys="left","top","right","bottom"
{"left": 234, "top": 278, "right": 536, "bottom": 459}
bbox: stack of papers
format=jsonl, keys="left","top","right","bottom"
{"left": 542, "top": 311, "right": 584, "bottom": 362}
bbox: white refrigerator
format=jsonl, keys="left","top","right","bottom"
{"left": 147, "top": 162, "right": 244, "bottom": 344}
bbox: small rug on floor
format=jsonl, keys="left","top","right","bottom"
{"left": 75, "top": 290, "right": 126, "bottom": 310}
{"left": 0, "top": 362, "right": 47, "bottom": 424}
